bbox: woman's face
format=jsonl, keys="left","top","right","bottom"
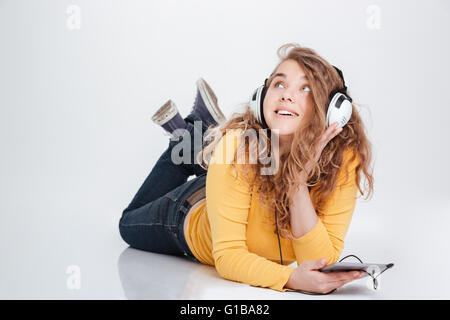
{"left": 263, "top": 59, "right": 314, "bottom": 136}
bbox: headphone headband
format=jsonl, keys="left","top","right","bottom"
{"left": 331, "top": 65, "right": 352, "bottom": 102}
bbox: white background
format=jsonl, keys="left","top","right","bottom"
{"left": 0, "top": 0, "right": 449, "bottom": 299}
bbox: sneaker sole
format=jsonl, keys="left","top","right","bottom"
{"left": 196, "top": 78, "right": 226, "bottom": 124}
{"left": 151, "top": 99, "right": 180, "bottom": 126}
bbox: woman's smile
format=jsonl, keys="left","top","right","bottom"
{"left": 274, "top": 110, "right": 300, "bottom": 119}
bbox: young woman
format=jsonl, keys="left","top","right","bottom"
{"left": 119, "top": 43, "right": 374, "bottom": 295}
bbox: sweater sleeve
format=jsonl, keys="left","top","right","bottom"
{"left": 290, "top": 148, "right": 360, "bottom": 266}
{"left": 206, "top": 130, "right": 295, "bottom": 292}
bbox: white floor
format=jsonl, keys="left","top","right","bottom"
{"left": 1, "top": 196, "right": 449, "bottom": 299}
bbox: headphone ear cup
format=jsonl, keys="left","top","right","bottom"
{"left": 260, "top": 85, "right": 268, "bottom": 128}
{"left": 326, "top": 92, "right": 353, "bottom": 129}
{"left": 249, "top": 86, "right": 262, "bottom": 122}
{"left": 249, "top": 84, "right": 269, "bottom": 128}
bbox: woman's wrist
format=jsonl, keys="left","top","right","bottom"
{"left": 284, "top": 270, "right": 298, "bottom": 290}
{"left": 293, "top": 182, "right": 310, "bottom": 201}
{"left": 296, "top": 161, "right": 313, "bottom": 188}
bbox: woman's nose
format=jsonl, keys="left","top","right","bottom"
{"left": 281, "top": 90, "right": 295, "bottom": 103}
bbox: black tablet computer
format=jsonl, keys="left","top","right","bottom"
{"left": 319, "top": 262, "right": 394, "bottom": 274}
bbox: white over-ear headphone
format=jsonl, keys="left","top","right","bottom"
{"left": 249, "top": 65, "right": 353, "bottom": 129}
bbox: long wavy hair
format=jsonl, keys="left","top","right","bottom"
{"left": 197, "top": 43, "right": 374, "bottom": 240}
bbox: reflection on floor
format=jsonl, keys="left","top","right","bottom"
{"left": 2, "top": 201, "right": 449, "bottom": 299}
{"left": 117, "top": 247, "right": 379, "bottom": 300}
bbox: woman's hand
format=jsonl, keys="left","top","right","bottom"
{"left": 315, "top": 121, "right": 343, "bottom": 162}
{"left": 303, "top": 122, "right": 343, "bottom": 177}
{"left": 284, "top": 258, "right": 365, "bottom": 294}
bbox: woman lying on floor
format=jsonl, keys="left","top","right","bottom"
{"left": 119, "top": 43, "right": 374, "bottom": 295}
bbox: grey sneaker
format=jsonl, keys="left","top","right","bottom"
{"left": 190, "top": 78, "right": 226, "bottom": 127}
{"left": 151, "top": 99, "right": 187, "bottom": 134}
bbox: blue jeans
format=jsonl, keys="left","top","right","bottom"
{"left": 119, "top": 113, "right": 208, "bottom": 262}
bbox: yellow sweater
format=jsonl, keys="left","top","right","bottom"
{"left": 184, "top": 129, "right": 360, "bottom": 292}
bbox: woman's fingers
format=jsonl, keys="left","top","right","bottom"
{"left": 327, "top": 122, "right": 342, "bottom": 140}
{"left": 322, "top": 271, "right": 364, "bottom": 292}
{"left": 314, "top": 122, "right": 344, "bottom": 163}
{"left": 320, "top": 271, "right": 363, "bottom": 286}
{"left": 331, "top": 276, "right": 360, "bottom": 291}
{"left": 329, "top": 271, "right": 364, "bottom": 282}
{"left": 321, "top": 122, "right": 339, "bottom": 142}
{"left": 319, "top": 122, "right": 342, "bottom": 150}
{"left": 331, "top": 271, "right": 364, "bottom": 284}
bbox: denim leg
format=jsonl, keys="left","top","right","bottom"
{"left": 119, "top": 167, "right": 207, "bottom": 259}
{"left": 119, "top": 194, "right": 183, "bottom": 255}
{"left": 122, "top": 113, "right": 208, "bottom": 214}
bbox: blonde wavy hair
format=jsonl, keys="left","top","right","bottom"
{"left": 196, "top": 43, "right": 374, "bottom": 240}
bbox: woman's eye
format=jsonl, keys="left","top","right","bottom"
{"left": 302, "top": 86, "right": 311, "bottom": 92}
{"left": 274, "top": 82, "right": 284, "bottom": 88}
